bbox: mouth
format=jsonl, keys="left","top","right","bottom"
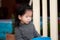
{"left": 27, "top": 21, "right": 30, "bottom": 22}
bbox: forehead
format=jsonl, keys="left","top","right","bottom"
{"left": 24, "top": 10, "right": 32, "bottom": 16}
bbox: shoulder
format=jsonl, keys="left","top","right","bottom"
{"left": 29, "top": 21, "right": 34, "bottom": 26}
{"left": 30, "top": 21, "right": 33, "bottom": 24}
{"left": 27, "top": 21, "right": 35, "bottom": 28}
{"left": 15, "top": 27, "right": 19, "bottom": 30}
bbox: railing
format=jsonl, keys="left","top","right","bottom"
{"left": 29, "top": 0, "right": 58, "bottom": 40}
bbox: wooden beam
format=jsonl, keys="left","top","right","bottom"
{"left": 33, "top": 0, "right": 40, "bottom": 34}
{"left": 42, "top": 0, "right": 48, "bottom": 37}
{"left": 50, "top": 0, "right": 58, "bottom": 40}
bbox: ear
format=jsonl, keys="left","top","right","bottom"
{"left": 18, "top": 15, "right": 21, "bottom": 20}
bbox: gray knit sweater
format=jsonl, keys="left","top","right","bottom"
{"left": 15, "top": 22, "right": 40, "bottom": 40}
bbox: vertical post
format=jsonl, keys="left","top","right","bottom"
{"left": 29, "top": 0, "right": 33, "bottom": 6}
{"left": 50, "top": 0, "right": 58, "bottom": 40}
{"left": 33, "top": 0, "right": 40, "bottom": 34}
{"left": 42, "top": 0, "right": 48, "bottom": 36}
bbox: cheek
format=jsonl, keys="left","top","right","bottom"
{"left": 22, "top": 17, "right": 27, "bottom": 21}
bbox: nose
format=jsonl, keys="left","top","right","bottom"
{"left": 28, "top": 18, "right": 31, "bottom": 21}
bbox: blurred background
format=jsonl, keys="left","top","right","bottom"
{"left": 0, "top": 0, "right": 60, "bottom": 40}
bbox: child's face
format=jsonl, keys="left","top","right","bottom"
{"left": 18, "top": 10, "right": 32, "bottom": 24}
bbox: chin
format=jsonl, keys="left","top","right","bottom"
{"left": 25, "top": 22, "right": 30, "bottom": 24}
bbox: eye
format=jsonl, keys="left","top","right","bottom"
{"left": 26, "top": 16, "right": 29, "bottom": 18}
{"left": 25, "top": 16, "right": 32, "bottom": 18}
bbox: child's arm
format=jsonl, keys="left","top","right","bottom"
{"left": 15, "top": 27, "right": 24, "bottom": 40}
{"left": 33, "top": 25, "right": 40, "bottom": 38}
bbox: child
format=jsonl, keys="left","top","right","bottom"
{"left": 15, "top": 4, "right": 40, "bottom": 40}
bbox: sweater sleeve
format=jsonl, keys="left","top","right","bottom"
{"left": 33, "top": 25, "right": 40, "bottom": 38}
{"left": 15, "top": 27, "right": 24, "bottom": 40}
